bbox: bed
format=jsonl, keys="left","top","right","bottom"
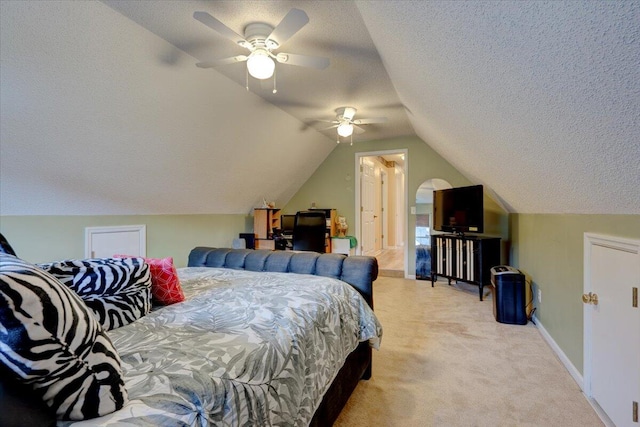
{"left": 0, "top": 247, "right": 382, "bottom": 427}
{"left": 416, "top": 245, "right": 431, "bottom": 280}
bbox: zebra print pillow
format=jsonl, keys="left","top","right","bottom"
{"left": 0, "top": 253, "right": 128, "bottom": 420}
{"left": 38, "top": 257, "right": 152, "bottom": 331}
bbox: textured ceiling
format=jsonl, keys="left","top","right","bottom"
{"left": 357, "top": 1, "right": 640, "bottom": 214}
{"left": 1, "top": 1, "right": 639, "bottom": 216}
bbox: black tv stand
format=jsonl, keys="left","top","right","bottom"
{"left": 430, "top": 234, "right": 501, "bottom": 301}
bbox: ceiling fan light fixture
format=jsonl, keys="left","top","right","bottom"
{"left": 246, "top": 49, "right": 275, "bottom": 80}
{"left": 337, "top": 122, "right": 354, "bottom": 137}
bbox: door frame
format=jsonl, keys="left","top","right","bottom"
{"left": 355, "top": 149, "right": 408, "bottom": 277}
{"left": 583, "top": 232, "right": 640, "bottom": 426}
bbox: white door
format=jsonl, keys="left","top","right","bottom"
{"left": 381, "top": 170, "right": 388, "bottom": 249}
{"left": 584, "top": 233, "right": 640, "bottom": 427}
{"left": 374, "top": 164, "right": 382, "bottom": 251}
{"left": 360, "top": 158, "right": 376, "bottom": 255}
{"left": 395, "top": 166, "right": 405, "bottom": 247}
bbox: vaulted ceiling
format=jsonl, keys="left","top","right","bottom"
{"left": 1, "top": 1, "right": 638, "bottom": 216}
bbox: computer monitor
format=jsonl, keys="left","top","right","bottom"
{"left": 280, "top": 215, "right": 295, "bottom": 235}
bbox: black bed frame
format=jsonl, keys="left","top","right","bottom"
{"left": 310, "top": 341, "right": 372, "bottom": 426}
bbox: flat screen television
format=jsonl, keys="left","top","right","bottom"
{"left": 433, "top": 185, "right": 484, "bottom": 234}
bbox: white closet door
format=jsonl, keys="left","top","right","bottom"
{"left": 85, "top": 225, "right": 146, "bottom": 258}
{"left": 584, "top": 233, "right": 640, "bottom": 427}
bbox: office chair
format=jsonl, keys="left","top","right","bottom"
{"left": 292, "top": 211, "right": 326, "bottom": 253}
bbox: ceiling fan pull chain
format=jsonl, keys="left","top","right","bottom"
{"left": 245, "top": 67, "right": 249, "bottom": 91}
{"left": 350, "top": 134, "right": 353, "bottom": 146}
{"left": 273, "top": 67, "right": 277, "bottom": 94}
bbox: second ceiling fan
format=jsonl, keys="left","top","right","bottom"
{"left": 194, "top": 9, "right": 329, "bottom": 87}
{"left": 312, "top": 107, "right": 388, "bottom": 144}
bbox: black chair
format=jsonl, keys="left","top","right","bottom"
{"left": 292, "top": 211, "right": 326, "bottom": 253}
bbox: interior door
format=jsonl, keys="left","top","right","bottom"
{"left": 360, "top": 158, "right": 376, "bottom": 255}
{"left": 395, "top": 166, "right": 405, "bottom": 247}
{"left": 381, "top": 170, "right": 388, "bottom": 249}
{"left": 585, "top": 234, "right": 640, "bottom": 427}
{"left": 374, "top": 165, "right": 382, "bottom": 251}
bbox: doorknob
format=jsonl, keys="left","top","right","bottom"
{"left": 582, "top": 292, "right": 599, "bottom": 305}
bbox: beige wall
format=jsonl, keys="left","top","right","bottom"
{"left": 4, "top": 141, "right": 633, "bottom": 381}
{"left": 510, "top": 213, "right": 640, "bottom": 374}
{"left": 284, "top": 135, "right": 509, "bottom": 272}
{"left": 0, "top": 134, "right": 508, "bottom": 273}
{"left": 0, "top": 214, "right": 250, "bottom": 267}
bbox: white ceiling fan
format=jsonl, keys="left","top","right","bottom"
{"left": 193, "top": 9, "right": 329, "bottom": 92}
{"left": 311, "top": 107, "right": 388, "bottom": 144}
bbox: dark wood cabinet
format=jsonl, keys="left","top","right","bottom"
{"left": 430, "top": 234, "right": 501, "bottom": 301}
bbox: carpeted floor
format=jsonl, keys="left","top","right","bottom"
{"left": 334, "top": 276, "right": 603, "bottom": 427}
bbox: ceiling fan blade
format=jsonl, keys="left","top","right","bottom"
{"left": 319, "top": 125, "right": 339, "bottom": 131}
{"left": 194, "top": 11, "right": 247, "bottom": 46}
{"left": 305, "top": 119, "right": 338, "bottom": 124}
{"left": 353, "top": 125, "right": 366, "bottom": 134}
{"left": 266, "top": 9, "right": 309, "bottom": 47}
{"left": 276, "top": 53, "right": 330, "bottom": 69}
{"left": 353, "top": 117, "right": 388, "bottom": 125}
{"left": 196, "top": 55, "right": 248, "bottom": 68}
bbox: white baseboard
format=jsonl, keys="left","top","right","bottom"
{"left": 533, "top": 314, "right": 615, "bottom": 427}
{"left": 532, "top": 314, "right": 583, "bottom": 390}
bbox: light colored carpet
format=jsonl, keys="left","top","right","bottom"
{"left": 335, "top": 277, "right": 603, "bottom": 427}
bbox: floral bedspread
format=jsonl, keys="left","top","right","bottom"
{"left": 61, "top": 267, "right": 382, "bottom": 426}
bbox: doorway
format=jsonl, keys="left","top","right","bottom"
{"left": 355, "top": 150, "right": 407, "bottom": 277}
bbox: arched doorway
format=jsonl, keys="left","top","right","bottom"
{"left": 415, "top": 178, "right": 451, "bottom": 279}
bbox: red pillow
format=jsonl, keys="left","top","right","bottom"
{"left": 113, "top": 255, "right": 185, "bottom": 305}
